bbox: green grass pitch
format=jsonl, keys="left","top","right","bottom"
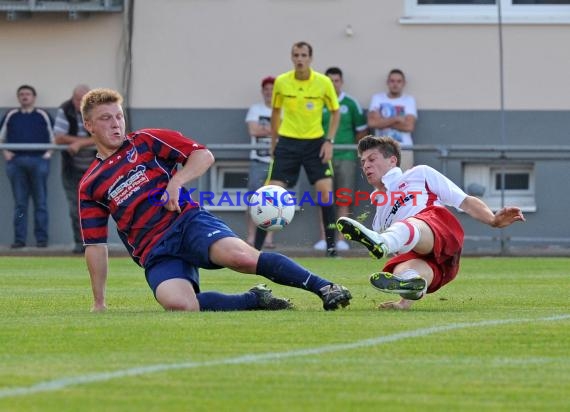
{"left": 0, "top": 256, "right": 568, "bottom": 411}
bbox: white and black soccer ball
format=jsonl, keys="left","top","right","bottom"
{"left": 249, "top": 185, "right": 295, "bottom": 231}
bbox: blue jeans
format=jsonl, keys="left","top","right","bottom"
{"left": 5, "top": 155, "right": 50, "bottom": 245}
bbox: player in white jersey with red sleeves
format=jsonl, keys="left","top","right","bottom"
{"left": 337, "top": 136, "right": 525, "bottom": 310}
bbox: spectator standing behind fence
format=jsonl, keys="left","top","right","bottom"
{"left": 367, "top": 69, "right": 417, "bottom": 171}
{"left": 254, "top": 41, "right": 340, "bottom": 257}
{"left": 54, "top": 84, "right": 95, "bottom": 254}
{"left": 245, "top": 76, "right": 275, "bottom": 249}
{"left": 0, "top": 85, "right": 54, "bottom": 248}
{"left": 314, "top": 67, "right": 369, "bottom": 252}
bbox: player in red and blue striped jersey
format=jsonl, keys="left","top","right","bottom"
{"left": 79, "top": 126, "right": 204, "bottom": 267}
{"left": 79, "top": 88, "right": 352, "bottom": 313}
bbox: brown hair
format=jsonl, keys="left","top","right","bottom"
{"left": 388, "top": 68, "right": 406, "bottom": 81}
{"left": 81, "top": 88, "right": 123, "bottom": 120}
{"left": 357, "top": 135, "right": 401, "bottom": 167}
{"left": 292, "top": 41, "right": 313, "bottom": 57}
{"left": 17, "top": 84, "right": 37, "bottom": 96}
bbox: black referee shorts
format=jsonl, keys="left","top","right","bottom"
{"left": 267, "top": 136, "right": 333, "bottom": 187}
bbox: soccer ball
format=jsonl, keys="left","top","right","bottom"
{"left": 249, "top": 185, "right": 295, "bottom": 231}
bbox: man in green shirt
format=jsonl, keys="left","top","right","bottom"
{"left": 314, "top": 67, "right": 368, "bottom": 252}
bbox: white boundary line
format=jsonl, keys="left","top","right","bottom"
{"left": 1, "top": 314, "right": 568, "bottom": 400}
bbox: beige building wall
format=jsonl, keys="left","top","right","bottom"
{"left": 1, "top": 0, "right": 568, "bottom": 110}
{"left": 0, "top": 13, "right": 124, "bottom": 108}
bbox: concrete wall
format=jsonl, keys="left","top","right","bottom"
{"left": 1, "top": 1, "right": 569, "bottom": 110}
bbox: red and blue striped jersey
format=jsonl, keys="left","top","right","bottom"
{"left": 79, "top": 128, "right": 206, "bottom": 266}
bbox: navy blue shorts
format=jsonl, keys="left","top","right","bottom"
{"left": 144, "top": 207, "right": 237, "bottom": 295}
{"left": 268, "top": 136, "right": 333, "bottom": 187}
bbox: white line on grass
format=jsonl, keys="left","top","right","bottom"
{"left": 0, "top": 314, "right": 568, "bottom": 399}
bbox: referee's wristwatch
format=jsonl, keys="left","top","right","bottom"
{"left": 325, "top": 139, "right": 335, "bottom": 144}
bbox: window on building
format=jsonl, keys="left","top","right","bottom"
{"left": 1, "top": 0, "right": 123, "bottom": 20}
{"left": 463, "top": 163, "right": 536, "bottom": 211}
{"left": 494, "top": 172, "right": 529, "bottom": 191}
{"left": 402, "top": 0, "right": 570, "bottom": 23}
{"left": 207, "top": 161, "right": 250, "bottom": 211}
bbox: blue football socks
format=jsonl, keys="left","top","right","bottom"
{"left": 256, "top": 252, "right": 330, "bottom": 294}
{"left": 197, "top": 291, "right": 258, "bottom": 311}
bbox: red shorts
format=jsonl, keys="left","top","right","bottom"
{"left": 383, "top": 206, "right": 464, "bottom": 293}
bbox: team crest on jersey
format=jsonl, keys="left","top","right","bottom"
{"left": 126, "top": 146, "right": 138, "bottom": 163}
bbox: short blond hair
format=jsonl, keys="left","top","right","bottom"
{"left": 81, "top": 88, "right": 123, "bottom": 120}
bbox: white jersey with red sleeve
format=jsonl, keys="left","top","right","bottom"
{"left": 371, "top": 165, "right": 468, "bottom": 232}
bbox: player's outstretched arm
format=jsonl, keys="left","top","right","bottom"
{"left": 85, "top": 244, "right": 109, "bottom": 312}
{"left": 459, "top": 195, "right": 526, "bottom": 228}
